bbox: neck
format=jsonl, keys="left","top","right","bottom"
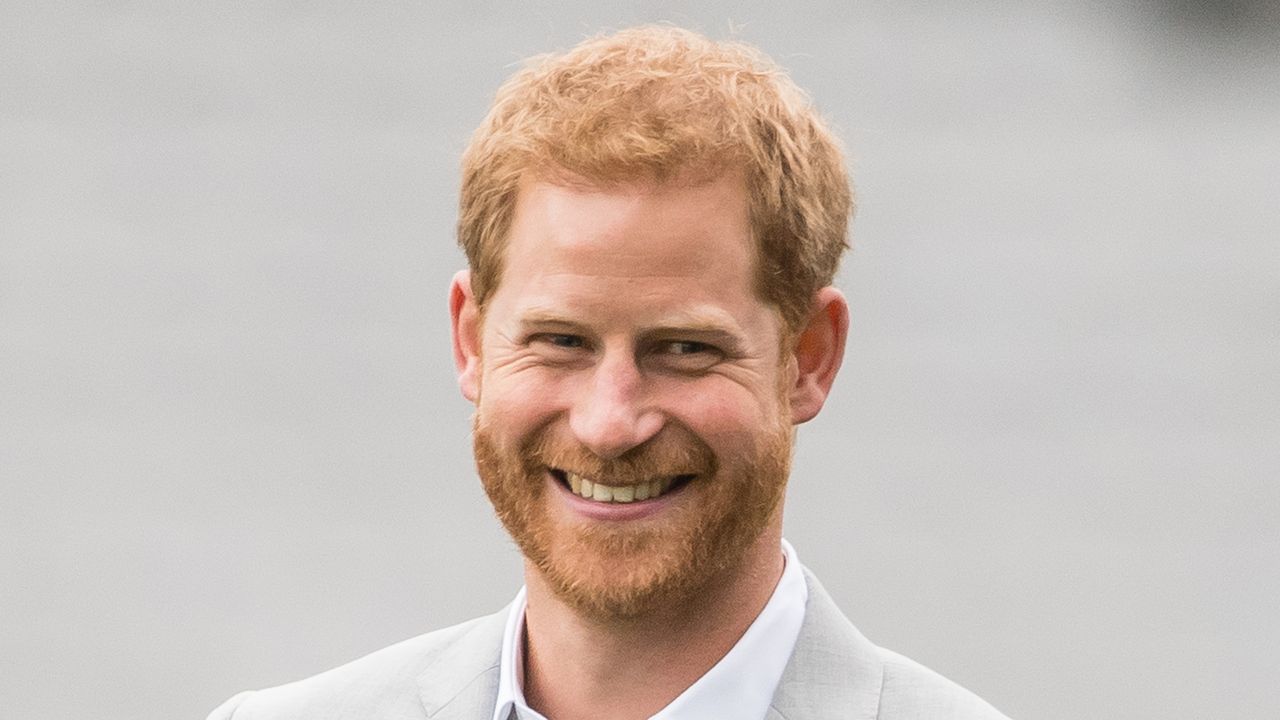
{"left": 519, "top": 526, "right": 785, "bottom": 720}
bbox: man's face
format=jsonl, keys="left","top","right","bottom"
{"left": 459, "top": 172, "right": 797, "bottom": 618}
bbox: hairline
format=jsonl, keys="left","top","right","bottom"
{"left": 474, "top": 163, "right": 810, "bottom": 336}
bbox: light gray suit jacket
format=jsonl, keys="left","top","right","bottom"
{"left": 209, "top": 569, "right": 1010, "bottom": 719}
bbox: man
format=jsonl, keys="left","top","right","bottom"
{"left": 210, "top": 26, "right": 1010, "bottom": 720}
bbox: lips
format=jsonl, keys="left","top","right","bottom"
{"left": 552, "top": 469, "right": 695, "bottom": 503}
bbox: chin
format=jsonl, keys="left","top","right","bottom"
{"left": 534, "top": 528, "right": 693, "bottom": 619}
{"left": 527, "top": 507, "right": 752, "bottom": 620}
{"left": 472, "top": 416, "right": 793, "bottom": 620}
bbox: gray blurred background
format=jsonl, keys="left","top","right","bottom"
{"left": 2, "top": 1, "right": 1277, "bottom": 718}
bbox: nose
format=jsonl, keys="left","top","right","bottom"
{"left": 568, "top": 350, "right": 664, "bottom": 459}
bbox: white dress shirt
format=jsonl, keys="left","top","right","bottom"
{"left": 492, "top": 539, "right": 808, "bottom": 720}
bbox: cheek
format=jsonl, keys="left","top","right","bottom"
{"left": 662, "top": 382, "right": 784, "bottom": 450}
{"left": 478, "top": 369, "right": 568, "bottom": 439}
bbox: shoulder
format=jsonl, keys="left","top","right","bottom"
{"left": 778, "top": 567, "right": 1012, "bottom": 720}
{"left": 873, "top": 647, "right": 1011, "bottom": 720}
{"left": 206, "top": 611, "right": 506, "bottom": 720}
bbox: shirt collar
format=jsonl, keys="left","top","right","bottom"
{"left": 492, "top": 539, "right": 808, "bottom": 720}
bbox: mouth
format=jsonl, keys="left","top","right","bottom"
{"left": 549, "top": 468, "right": 695, "bottom": 504}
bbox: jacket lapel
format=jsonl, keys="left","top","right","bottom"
{"left": 415, "top": 607, "right": 507, "bottom": 719}
{"left": 415, "top": 571, "right": 884, "bottom": 720}
{"left": 768, "top": 568, "right": 884, "bottom": 719}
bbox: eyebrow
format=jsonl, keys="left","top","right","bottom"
{"left": 516, "top": 308, "right": 748, "bottom": 351}
{"left": 516, "top": 309, "right": 583, "bottom": 326}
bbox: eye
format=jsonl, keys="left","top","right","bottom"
{"left": 529, "top": 333, "right": 591, "bottom": 362}
{"left": 542, "top": 333, "right": 584, "bottom": 349}
{"left": 666, "top": 340, "right": 711, "bottom": 355}
{"left": 652, "top": 340, "right": 722, "bottom": 372}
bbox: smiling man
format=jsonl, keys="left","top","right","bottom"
{"left": 209, "top": 26, "right": 1010, "bottom": 720}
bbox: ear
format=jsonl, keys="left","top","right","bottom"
{"left": 449, "top": 270, "right": 482, "bottom": 403}
{"left": 788, "top": 286, "right": 849, "bottom": 424}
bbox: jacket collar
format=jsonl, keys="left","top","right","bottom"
{"left": 767, "top": 568, "right": 884, "bottom": 720}
{"left": 415, "top": 567, "right": 884, "bottom": 720}
{"left": 415, "top": 608, "right": 507, "bottom": 719}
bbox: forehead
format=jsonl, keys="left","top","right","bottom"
{"left": 502, "top": 173, "right": 755, "bottom": 287}
{"left": 483, "top": 173, "right": 786, "bottom": 353}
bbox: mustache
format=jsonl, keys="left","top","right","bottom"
{"left": 523, "top": 429, "right": 718, "bottom": 484}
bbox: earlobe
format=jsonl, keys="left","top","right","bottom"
{"left": 788, "top": 287, "right": 849, "bottom": 424}
{"left": 449, "top": 270, "right": 482, "bottom": 403}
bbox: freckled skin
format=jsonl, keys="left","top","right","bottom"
{"left": 449, "top": 170, "right": 849, "bottom": 720}
{"left": 458, "top": 173, "right": 794, "bottom": 618}
{"left": 488, "top": 175, "right": 788, "bottom": 435}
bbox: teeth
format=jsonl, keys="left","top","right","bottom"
{"left": 564, "top": 472, "right": 680, "bottom": 503}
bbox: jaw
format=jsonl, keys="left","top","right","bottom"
{"left": 525, "top": 483, "right": 788, "bottom": 625}
{"left": 473, "top": 415, "right": 794, "bottom": 622}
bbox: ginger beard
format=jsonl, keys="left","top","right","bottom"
{"left": 472, "top": 412, "right": 793, "bottom": 620}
